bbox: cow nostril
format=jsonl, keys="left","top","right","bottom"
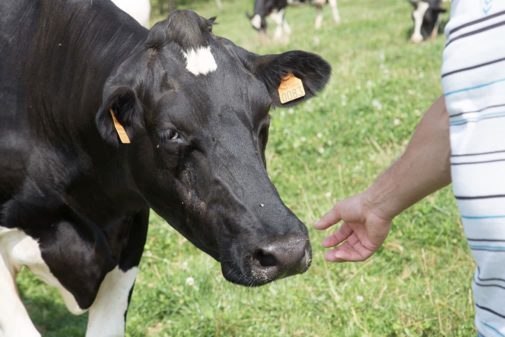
{"left": 247, "top": 236, "right": 311, "bottom": 284}
{"left": 253, "top": 249, "right": 278, "bottom": 268}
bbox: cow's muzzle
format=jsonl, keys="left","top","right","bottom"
{"left": 222, "top": 234, "right": 312, "bottom": 286}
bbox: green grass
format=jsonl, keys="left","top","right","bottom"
{"left": 19, "top": 0, "right": 476, "bottom": 336}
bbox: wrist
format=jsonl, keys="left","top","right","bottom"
{"left": 362, "top": 178, "right": 400, "bottom": 222}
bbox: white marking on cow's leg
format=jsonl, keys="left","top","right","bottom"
{"left": 329, "top": 0, "right": 341, "bottom": 24}
{"left": 277, "top": 9, "right": 291, "bottom": 36}
{"left": 5, "top": 228, "right": 86, "bottom": 315}
{"left": 251, "top": 14, "right": 262, "bottom": 30}
{"left": 315, "top": 7, "right": 323, "bottom": 30}
{"left": 270, "top": 10, "right": 287, "bottom": 40}
{"left": 183, "top": 46, "right": 218, "bottom": 76}
{"left": 86, "top": 267, "right": 138, "bottom": 337}
{"left": 0, "top": 228, "right": 40, "bottom": 337}
{"left": 411, "top": 1, "right": 429, "bottom": 43}
{"left": 283, "top": 19, "right": 292, "bottom": 35}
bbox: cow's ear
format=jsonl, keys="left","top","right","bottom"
{"left": 96, "top": 86, "right": 144, "bottom": 146}
{"left": 254, "top": 51, "right": 331, "bottom": 107}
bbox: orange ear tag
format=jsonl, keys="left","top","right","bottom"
{"left": 278, "top": 74, "right": 306, "bottom": 104}
{"left": 109, "top": 109, "right": 131, "bottom": 144}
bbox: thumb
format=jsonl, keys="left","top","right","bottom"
{"left": 315, "top": 203, "right": 342, "bottom": 230}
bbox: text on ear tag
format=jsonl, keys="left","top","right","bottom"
{"left": 109, "top": 109, "right": 131, "bottom": 144}
{"left": 278, "top": 73, "right": 306, "bottom": 104}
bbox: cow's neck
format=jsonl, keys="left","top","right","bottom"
{"left": 26, "top": 1, "right": 146, "bottom": 138}
{"left": 24, "top": 1, "right": 150, "bottom": 218}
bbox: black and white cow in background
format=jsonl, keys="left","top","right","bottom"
{"left": 248, "top": 0, "right": 341, "bottom": 39}
{"left": 0, "top": 0, "right": 331, "bottom": 336}
{"left": 409, "top": 0, "right": 447, "bottom": 43}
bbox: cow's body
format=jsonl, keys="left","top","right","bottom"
{"left": 409, "top": 0, "right": 446, "bottom": 43}
{"left": 111, "top": 0, "right": 151, "bottom": 27}
{"left": 0, "top": 1, "right": 151, "bottom": 335}
{"left": 0, "top": 0, "right": 330, "bottom": 336}
{"left": 249, "top": 0, "right": 340, "bottom": 39}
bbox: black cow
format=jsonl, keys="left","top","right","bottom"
{"left": 409, "top": 0, "right": 447, "bottom": 43}
{"left": 248, "top": 0, "right": 341, "bottom": 39}
{"left": 0, "top": 1, "right": 331, "bottom": 336}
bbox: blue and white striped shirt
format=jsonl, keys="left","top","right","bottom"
{"left": 442, "top": 1, "right": 505, "bottom": 336}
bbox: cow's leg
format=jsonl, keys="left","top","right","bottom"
{"left": 0, "top": 230, "right": 40, "bottom": 337}
{"left": 282, "top": 14, "right": 292, "bottom": 35}
{"left": 315, "top": 5, "right": 324, "bottom": 29}
{"left": 430, "top": 16, "right": 441, "bottom": 40}
{"left": 0, "top": 262, "right": 40, "bottom": 337}
{"left": 85, "top": 210, "right": 148, "bottom": 337}
{"left": 86, "top": 267, "right": 138, "bottom": 337}
{"left": 411, "top": 1, "right": 429, "bottom": 43}
{"left": 271, "top": 9, "right": 289, "bottom": 40}
{"left": 329, "top": 0, "right": 341, "bottom": 24}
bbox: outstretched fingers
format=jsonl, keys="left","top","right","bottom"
{"left": 322, "top": 222, "right": 352, "bottom": 247}
{"left": 315, "top": 204, "right": 342, "bottom": 230}
{"left": 324, "top": 238, "right": 375, "bottom": 262}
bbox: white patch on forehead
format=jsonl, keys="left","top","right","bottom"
{"left": 183, "top": 46, "right": 218, "bottom": 76}
{"left": 251, "top": 14, "right": 262, "bottom": 30}
{"left": 0, "top": 226, "right": 85, "bottom": 316}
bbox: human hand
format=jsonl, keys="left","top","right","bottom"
{"left": 314, "top": 193, "right": 393, "bottom": 262}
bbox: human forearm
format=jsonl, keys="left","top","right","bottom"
{"left": 364, "top": 96, "right": 451, "bottom": 220}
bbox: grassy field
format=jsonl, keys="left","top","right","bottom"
{"left": 18, "top": 0, "right": 477, "bottom": 336}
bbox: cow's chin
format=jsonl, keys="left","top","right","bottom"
{"left": 221, "top": 263, "right": 274, "bottom": 287}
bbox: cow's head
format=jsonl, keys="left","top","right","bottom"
{"left": 96, "top": 10, "right": 330, "bottom": 286}
{"left": 409, "top": 0, "right": 446, "bottom": 43}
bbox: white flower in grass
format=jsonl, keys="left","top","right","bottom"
{"left": 372, "top": 99, "right": 383, "bottom": 111}
{"left": 185, "top": 276, "right": 195, "bottom": 287}
{"left": 393, "top": 118, "right": 401, "bottom": 126}
{"left": 356, "top": 295, "right": 364, "bottom": 302}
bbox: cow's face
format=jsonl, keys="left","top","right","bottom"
{"left": 96, "top": 10, "right": 330, "bottom": 286}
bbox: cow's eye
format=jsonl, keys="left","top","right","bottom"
{"left": 159, "top": 129, "right": 182, "bottom": 143}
